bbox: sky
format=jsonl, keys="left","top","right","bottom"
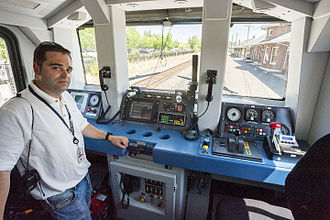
{"left": 135, "top": 23, "right": 269, "bottom": 44}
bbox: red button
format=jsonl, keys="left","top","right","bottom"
{"left": 87, "top": 107, "right": 91, "bottom": 112}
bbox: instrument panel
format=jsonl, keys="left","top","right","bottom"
{"left": 68, "top": 89, "right": 102, "bottom": 119}
{"left": 219, "top": 102, "right": 293, "bottom": 139}
{"left": 120, "top": 88, "right": 194, "bottom": 130}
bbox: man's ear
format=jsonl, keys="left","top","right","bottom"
{"left": 33, "top": 62, "right": 40, "bottom": 79}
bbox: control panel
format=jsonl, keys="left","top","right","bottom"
{"left": 127, "top": 139, "right": 156, "bottom": 156}
{"left": 120, "top": 87, "right": 194, "bottom": 130}
{"left": 110, "top": 159, "right": 186, "bottom": 220}
{"left": 198, "top": 133, "right": 262, "bottom": 162}
{"left": 68, "top": 89, "right": 102, "bottom": 119}
{"left": 199, "top": 102, "right": 294, "bottom": 162}
{"left": 219, "top": 102, "right": 293, "bottom": 139}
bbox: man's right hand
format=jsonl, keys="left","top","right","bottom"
{"left": 0, "top": 171, "right": 10, "bottom": 220}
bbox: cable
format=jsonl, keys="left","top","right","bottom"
{"left": 183, "top": 101, "right": 211, "bottom": 141}
{"left": 120, "top": 175, "right": 130, "bottom": 209}
{"left": 198, "top": 101, "right": 210, "bottom": 118}
{"left": 96, "top": 90, "right": 122, "bottom": 124}
{"left": 145, "top": 25, "right": 172, "bottom": 87}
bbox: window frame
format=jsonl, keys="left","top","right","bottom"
{"left": 268, "top": 29, "right": 273, "bottom": 36}
{"left": 0, "top": 26, "right": 27, "bottom": 92}
{"left": 263, "top": 46, "right": 269, "bottom": 64}
{"left": 269, "top": 47, "right": 279, "bottom": 65}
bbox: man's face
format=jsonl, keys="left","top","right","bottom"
{"left": 33, "top": 51, "right": 72, "bottom": 98}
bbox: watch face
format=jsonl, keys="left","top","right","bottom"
{"left": 89, "top": 94, "right": 100, "bottom": 107}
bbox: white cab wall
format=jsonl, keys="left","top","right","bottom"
{"left": 198, "top": 0, "right": 233, "bottom": 130}
{"left": 53, "top": 27, "right": 86, "bottom": 89}
{"left": 0, "top": 24, "right": 38, "bottom": 83}
{"left": 285, "top": 17, "right": 328, "bottom": 140}
{"left": 94, "top": 6, "right": 129, "bottom": 117}
{"left": 308, "top": 55, "right": 330, "bottom": 145}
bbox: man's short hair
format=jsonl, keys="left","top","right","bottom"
{"left": 33, "top": 41, "right": 71, "bottom": 66}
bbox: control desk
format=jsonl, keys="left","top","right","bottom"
{"left": 74, "top": 89, "right": 307, "bottom": 189}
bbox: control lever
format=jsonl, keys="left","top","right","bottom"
{"left": 228, "top": 137, "right": 236, "bottom": 152}
{"left": 270, "top": 123, "right": 283, "bottom": 154}
{"left": 237, "top": 138, "right": 245, "bottom": 154}
{"left": 228, "top": 129, "right": 245, "bottom": 154}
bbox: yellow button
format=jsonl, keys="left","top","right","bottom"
{"left": 203, "top": 145, "right": 209, "bottom": 150}
{"left": 140, "top": 197, "right": 145, "bottom": 202}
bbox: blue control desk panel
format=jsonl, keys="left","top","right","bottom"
{"left": 85, "top": 119, "right": 302, "bottom": 188}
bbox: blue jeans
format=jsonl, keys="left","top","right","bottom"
{"left": 41, "top": 173, "right": 93, "bottom": 220}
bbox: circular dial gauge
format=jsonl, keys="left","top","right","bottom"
{"left": 261, "top": 109, "right": 275, "bottom": 122}
{"left": 227, "top": 107, "right": 241, "bottom": 122}
{"left": 245, "top": 109, "right": 258, "bottom": 121}
{"left": 89, "top": 94, "right": 100, "bottom": 107}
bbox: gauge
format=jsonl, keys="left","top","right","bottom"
{"left": 261, "top": 109, "right": 275, "bottom": 122}
{"left": 89, "top": 94, "right": 100, "bottom": 107}
{"left": 226, "top": 107, "right": 241, "bottom": 122}
{"left": 245, "top": 109, "right": 258, "bottom": 121}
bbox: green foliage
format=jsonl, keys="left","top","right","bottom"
{"left": 126, "top": 27, "right": 192, "bottom": 52}
{"left": 79, "top": 27, "right": 197, "bottom": 54}
{"left": 79, "top": 28, "right": 96, "bottom": 50}
{"left": 0, "top": 38, "right": 9, "bottom": 63}
{"left": 84, "top": 60, "right": 99, "bottom": 76}
{"left": 127, "top": 27, "right": 141, "bottom": 49}
{"left": 188, "top": 35, "right": 201, "bottom": 52}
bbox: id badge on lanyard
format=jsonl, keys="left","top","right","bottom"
{"left": 77, "top": 146, "right": 84, "bottom": 163}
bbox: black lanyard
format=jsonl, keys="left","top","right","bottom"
{"left": 28, "top": 85, "right": 79, "bottom": 145}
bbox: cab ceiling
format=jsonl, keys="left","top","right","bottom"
{"left": 81, "top": 4, "right": 283, "bottom": 28}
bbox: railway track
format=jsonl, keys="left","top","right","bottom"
{"left": 132, "top": 60, "right": 192, "bottom": 88}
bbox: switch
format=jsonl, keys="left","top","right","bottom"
{"left": 228, "top": 138, "right": 236, "bottom": 152}
{"left": 203, "top": 144, "right": 209, "bottom": 150}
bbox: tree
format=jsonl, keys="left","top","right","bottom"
{"left": 126, "top": 27, "right": 141, "bottom": 50}
{"left": 79, "top": 28, "right": 96, "bottom": 51}
{"left": 188, "top": 35, "right": 201, "bottom": 52}
{"left": 0, "top": 38, "right": 8, "bottom": 63}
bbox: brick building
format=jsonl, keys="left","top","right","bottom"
{"left": 232, "top": 23, "right": 291, "bottom": 73}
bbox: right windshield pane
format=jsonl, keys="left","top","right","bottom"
{"left": 224, "top": 23, "right": 291, "bottom": 100}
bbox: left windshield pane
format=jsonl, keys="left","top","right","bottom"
{"left": 0, "top": 37, "right": 17, "bottom": 107}
{"left": 78, "top": 28, "right": 99, "bottom": 85}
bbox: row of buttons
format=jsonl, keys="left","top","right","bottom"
{"left": 145, "top": 184, "right": 164, "bottom": 196}
{"left": 225, "top": 124, "right": 268, "bottom": 136}
{"left": 145, "top": 179, "right": 163, "bottom": 187}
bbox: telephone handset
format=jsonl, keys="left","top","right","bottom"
{"left": 99, "top": 66, "right": 111, "bottom": 91}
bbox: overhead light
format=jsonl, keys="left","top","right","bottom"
{"left": 163, "top": 17, "right": 172, "bottom": 27}
{"left": 127, "top": 3, "right": 139, "bottom": 8}
{"left": 251, "top": 0, "right": 275, "bottom": 13}
{"left": 174, "top": 0, "right": 188, "bottom": 4}
{"left": 185, "top": 8, "right": 192, "bottom": 12}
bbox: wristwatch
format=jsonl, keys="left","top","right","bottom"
{"left": 105, "top": 132, "right": 113, "bottom": 141}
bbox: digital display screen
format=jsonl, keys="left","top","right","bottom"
{"left": 74, "top": 95, "right": 84, "bottom": 104}
{"left": 159, "top": 113, "right": 185, "bottom": 126}
{"left": 282, "top": 136, "right": 293, "bottom": 141}
{"left": 129, "top": 101, "right": 153, "bottom": 120}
